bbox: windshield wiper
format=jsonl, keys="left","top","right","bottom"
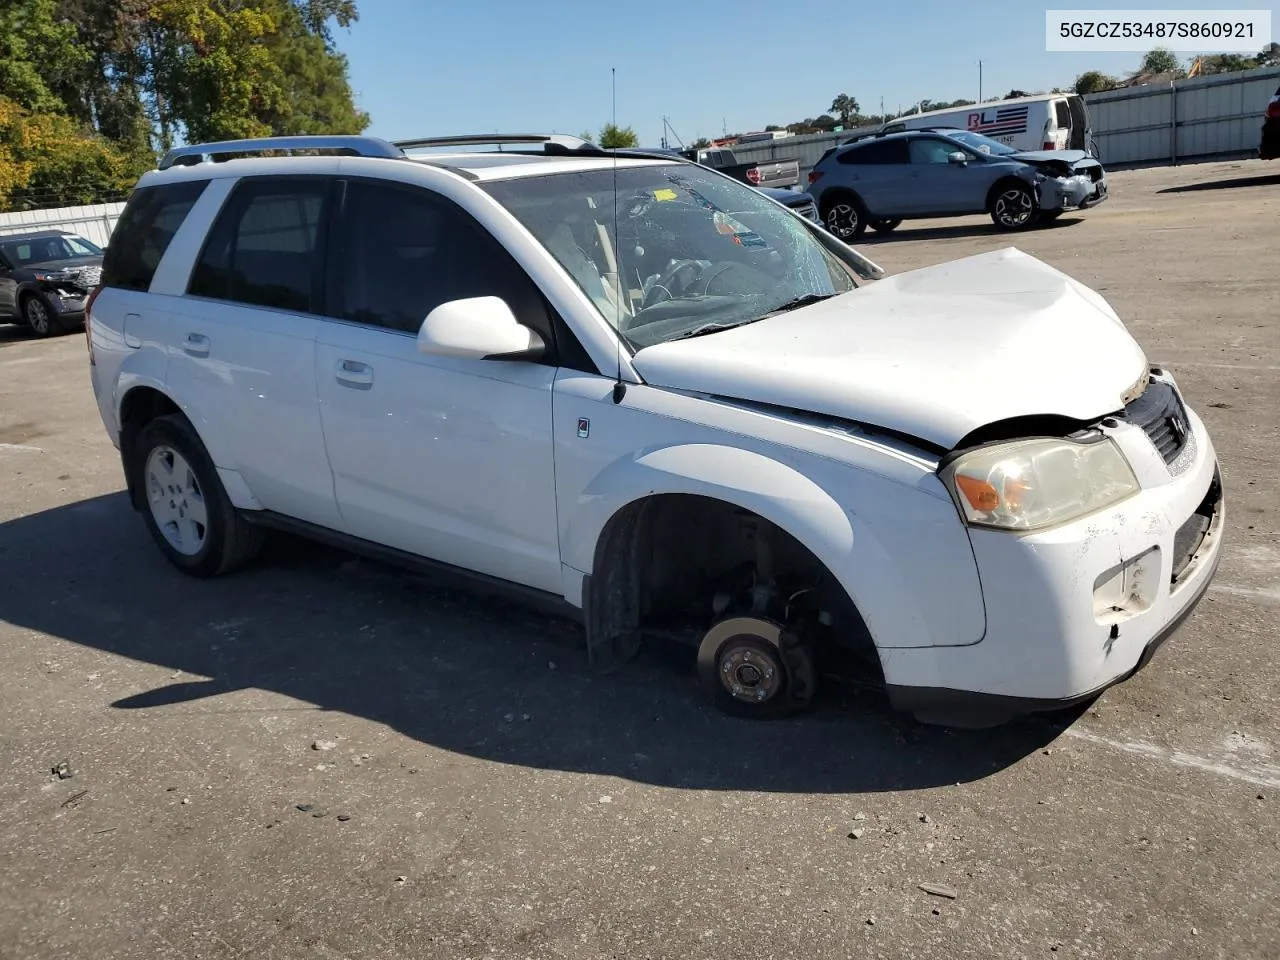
{"left": 760, "top": 292, "right": 836, "bottom": 318}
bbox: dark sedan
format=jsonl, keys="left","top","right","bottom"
{"left": 0, "top": 229, "right": 104, "bottom": 337}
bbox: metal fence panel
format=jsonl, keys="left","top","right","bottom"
{"left": 0, "top": 201, "right": 127, "bottom": 248}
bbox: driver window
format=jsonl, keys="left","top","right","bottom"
{"left": 331, "top": 179, "right": 555, "bottom": 351}
{"left": 909, "top": 138, "right": 958, "bottom": 164}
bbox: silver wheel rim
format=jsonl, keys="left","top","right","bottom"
{"left": 825, "top": 203, "right": 859, "bottom": 239}
{"left": 145, "top": 446, "right": 208, "bottom": 556}
{"left": 995, "top": 188, "right": 1033, "bottom": 226}
{"left": 26, "top": 299, "right": 49, "bottom": 334}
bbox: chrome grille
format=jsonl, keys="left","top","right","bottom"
{"left": 66, "top": 265, "right": 102, "bottom": 288}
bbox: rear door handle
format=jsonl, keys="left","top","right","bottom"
{"left": 334, "top": 358, "right": 374, "bottom": 388}
{"left": 182, "top": 333, "right": 210, "bottom": 357}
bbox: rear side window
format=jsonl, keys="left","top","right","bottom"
{"left": 188, "top": 177, "right": 329, "bottom": 313}
{"left": 1054, "top": 100, "right": 1071, "bottom": 129}
{"left": 838, "top": 139, "right": 908, "bottom": 164}
{"left": 101, "top": 180, "right": 208, "bottom": 291}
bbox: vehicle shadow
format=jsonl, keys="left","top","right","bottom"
{"left": 1158, "top": 173, "right": 1280, "bottom": 193}
{"left": 857, "top": 217, "right": 1084, "bottom": 244}
{"left": 0, "top": 321, "right": 33, "bottom": 345}
{"left": 0, "top": 493, "right": 1074, "bottom": 794}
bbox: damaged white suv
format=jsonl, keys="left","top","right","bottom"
{"left": 86, "top": 133, "right": 1223, "bottom": 727}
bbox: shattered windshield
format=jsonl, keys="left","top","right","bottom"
{"left": 481, "top": 164, "right": 858, "bottom": 348}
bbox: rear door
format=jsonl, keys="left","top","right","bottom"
{"left": 165, "top": 175, "right": 343, "bottom": 530}
{"left": 312, "top": 177, "right": 563, "bottom": 592}
{"left": 835, "top": 138, "right": 910, "bottom": 215}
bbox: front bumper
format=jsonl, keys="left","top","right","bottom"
{"left": 41, "top": 288, "right": 89, "bottom": 318}
{"left": 1040, "top": 172, "right": 1108, "bottom": 211}
{"left": 882, "top": 374, "right": 1223, "bottom": 725}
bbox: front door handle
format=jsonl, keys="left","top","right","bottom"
{"left": 182, "top": 333, "right": 210, "bottom": 357}
{"left": 334, "top": 358, "right": 374, "bottom": 388}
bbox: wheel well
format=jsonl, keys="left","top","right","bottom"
{"left": 585, "top": 494, "right": 877, "bottom": 667}
{"left": 818, "top": 187, "right": 863, "bottom": 217}
{"left": 986, "top": 176, "right": 1033, "bottom": 211}
{"left": 118, "top": 387, "right": 182, "bottom": 510}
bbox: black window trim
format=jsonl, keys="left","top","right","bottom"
{"left": 184, "top": 173, "right": 337, "bottom": 318}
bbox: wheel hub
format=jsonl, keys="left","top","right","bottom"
{"left": 716, "top": 637, "right": 783, "bottom": 703}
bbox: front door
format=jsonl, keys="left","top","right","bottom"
{"left": 314, "top": 178, "right": 562, "bottom": 594}
{"left": 906, "top": 137, "right": 988, "bottom": 214}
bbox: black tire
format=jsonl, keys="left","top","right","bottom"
{"left": 989, "top": 181, "right": 1039, "bottom": 231}
{"left": 696, "top": 617, "right": 817, "bottom": 720}
{"left": 132, "top": 414, "right": 263, "bottom": 577}
{"left": 22, "top": 294, "right": 61, "bottom": 338}
{"left": 870, "top": 218, "right": 902, "bottom": 234}
{"left": 821, "top": 194, "right": 868, "bottom": 240}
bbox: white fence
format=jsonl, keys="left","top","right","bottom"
{"left": 0, "top": 202, "right": 126, "bottom": 248}
{"left": 723, "top": 65, "right": 1280, "bottom": 178}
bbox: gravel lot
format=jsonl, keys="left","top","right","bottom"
{"left": 1, "top": 158, "right": 1277, "bottom": 960}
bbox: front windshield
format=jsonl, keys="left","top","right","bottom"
{"left": 942, "top": 130, "right": 1019, "bottom": 155}
{"left": 482, "top": 164, "right": 858, "bottom": 348}
{"left": 0, "top": 234, "right": 103, "bottom": 266}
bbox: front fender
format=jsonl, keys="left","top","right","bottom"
{"left": 565, "top": 442, "right": 982, "bottom": 652}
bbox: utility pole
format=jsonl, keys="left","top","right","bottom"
{"left": 979, "top": 60, "right": 984, "bottom": 102}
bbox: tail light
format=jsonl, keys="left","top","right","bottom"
{"left": 745, "top": 167, "right": 761, "bottom": 185}
{"left": 808, "top": 170, "right": 824, "bottom": 185}
{"left": 84, "top": 284, "right": 102, "bottom": 366}
{"left": 1267, "top": 97, "right": 1280, "bottom": 120}
{"left": 1043, "top": 141, "right": 1055, "bottom": 150}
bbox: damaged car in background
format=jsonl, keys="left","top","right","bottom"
{"left": 0, "top": 229, "right": 104, "bottom": 337}
{"left": 808, "top": 127, "right": 1108, "bottom": 238}
{"left": 87, "top": 133, "right": 1218, "bottom": 730}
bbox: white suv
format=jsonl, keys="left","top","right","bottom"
{"left": 86, "top": 133, "right": 1224, "bottom": 727}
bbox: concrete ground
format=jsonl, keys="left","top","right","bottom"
{"left": 1, "top": 159, "right": 1277, "bottom": 960}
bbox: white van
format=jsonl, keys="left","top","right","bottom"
{"left": 881, "top": 93, "right": 1093, "bottom": 155}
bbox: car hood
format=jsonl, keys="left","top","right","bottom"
{"left": 630, "top": 247, "right": 1148, "bottom": 450}
{"left": 1009, "top": 149, "right": 1090, "bottom": 164}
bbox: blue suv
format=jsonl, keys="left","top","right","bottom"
{"left": 808, "top": 128, "right": 1108, "bottom": 238}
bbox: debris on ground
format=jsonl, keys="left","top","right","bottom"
{"left": 337, "top": 814, "right": 351, "bottom": 822}
{"left": 395, "top": 875, "right": 408, "bottom": 884}
{"left": 918, "top": 882, "right": 958, "bottom": 900}
{"left": 60, "top": 790, "right": 88, "bottom": 808}
{"left": 847, "top": 829, "right": 865, "bottom": 840}
{"left": 918, "top": 813, "right": 932, "bottom": 824}
{"left": 296, "top": 803, "right": 313, "bottom": 813}
{"left": 180, "top": 797, "right": 190, "bottom": 805}
{"left": 311, "top": 740, "right": 338, "bottom": 752}
{"left": 52, "top": 762, "right": 73, "bottom": 780}
{"left": 865, "top": 917, "right": 876, "bottom": 926}
{"left": 853, "top": 812, "right": 867, "bottom": 821}
{"left": 599, "top": 796, "right": 613, "bottom": 804}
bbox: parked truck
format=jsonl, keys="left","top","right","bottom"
{"left": 679, "top": 146, "right": 800, "bottom": 189}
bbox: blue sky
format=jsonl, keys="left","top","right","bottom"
{"left": 341, "top": 1, "right": 1278, "bottom": 146}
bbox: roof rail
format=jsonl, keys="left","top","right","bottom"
{"left": 158, "top": 135, "right": 405, "bottom": 170}
{"left": 393, "top": 133, "right": 594, "bottom": 152}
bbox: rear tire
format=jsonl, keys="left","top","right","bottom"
{"left": 821, "top": 194, "right": 868, "bottom": 240}
{"left": 870, "top": 219, "right": 902, "bottom": 234}
{"left": 22, "top": 294, "right": 61, "bottom": 338}
{"left": 133, "top": 414, "right": 263, "bottom": 577}
{"left": 990, "top": 182, "right": 1039, "bottom": 231}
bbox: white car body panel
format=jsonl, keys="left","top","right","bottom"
{"left": 632, "top": 248, "right": 1147, "bottom": 449}
{"left": 314, "top": 319, "right": 563, "bottom": 594}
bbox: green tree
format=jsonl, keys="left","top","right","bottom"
{"left": 1140, "top": 47, "right": 1181, "bottom": 75}
{"left": 0, "top": 95, "right": 136, "bottom": 209}
{"left": 689, "top": 136, "right": 710, "bottom": 150}
{"left": 0, "top": 0, "right": 92, "bottom": 112}
{"left": 829, "top": 93, "right": 859, "bottom": 125}
{"left": 1074, "top": 70, "right": 1118, "bottom": 94}
{"left": 578, "top": 129, "right": 595, "bottom": 143}
{"left": 598, "top": 123, "right": 637, "bottom": 148}
{"left": 1004, "top": 89, "right": 1030, "bottom": 99}
{"left": 1198, "top": 53, "right": 1254, "bottom": 75}
{"left": 1257, "top": 42, "right": 1280, "bottom": 66}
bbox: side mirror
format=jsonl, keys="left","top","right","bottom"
{"left": 417, "top": 296, "right": 545, "bottom": 361}
{"left": 947, "top": 151, "right": 969, "bottom": 165}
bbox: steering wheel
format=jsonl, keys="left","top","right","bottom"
{"left": 640, "top": 259, "right": 706, "bottom": 310}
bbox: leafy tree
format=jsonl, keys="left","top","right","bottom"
{"left": 1197, "top": 53, "right": 1254, "bottom": 75}
{"left": 764, "top": 124, "right": 782, "bottom": 131}
{"left": 1257, "top": 42, "right": 1280, "bottom": 66}
{"left": 1004, "top": 89, "right": 1029, "bottom": 99}
{"left": 689, "top": 136, "right": 710, "bottom": 150}
{"left": 578, "top": 130, "right": 594, "bottom": 143}
{"left": 829, "top": 93, "right": 859, "bottom": 125}
{"left": 1074, "top": 70, "right": 1118, "bottom": 94}
{"left": 0, "top": 0, "right": 91, "bottom": 112}
{"left": 0, "top": 95, "right": 138, "bottom": 209}
{"left": 598, "top": 123, "right": 637, "bottom": 148}
{"left": 1140, "top": 47, "right": 1181, "bottom": 75}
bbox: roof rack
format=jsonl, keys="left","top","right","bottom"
{"left": 158, "top": 135, "right": 404, "bottom": 170}
{"left": 393, "top": 133, "right": 595, "bottom": 152}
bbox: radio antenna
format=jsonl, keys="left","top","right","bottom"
{"left": 611, "top": 66, "right": 626, "bottom": 404}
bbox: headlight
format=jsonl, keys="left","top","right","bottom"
{"left": 940, "top": 437, "right": 1139, "bottom": 531}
